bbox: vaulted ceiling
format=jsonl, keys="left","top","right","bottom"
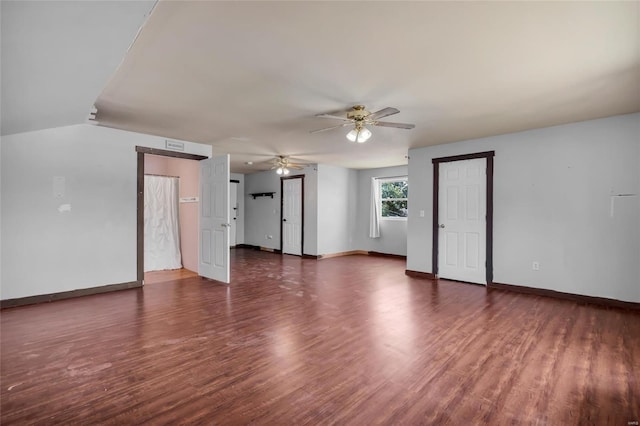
{"left": 1, "top": 1, "right": 155, "bottom": 136}
{"left": 4, "top": 1, "right": 639, "bottom": 173}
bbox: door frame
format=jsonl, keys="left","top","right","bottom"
{"left": 280, "top": 175, "right": 305, "bottom": 256}
{"left": 229, "top": 179, "right": 239, "bottom": 247}
{"left": 432, "top": 151, "right": 494, "bottom": 284}
{"left": 136, "top": 146, "right": 208, "bottom": 285}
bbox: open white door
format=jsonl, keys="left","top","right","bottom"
{"left": 438, "top": 158, "right": 486, "bottom": 284}
{"left": 199, "top": 155, "right": 230, "bottom": 283}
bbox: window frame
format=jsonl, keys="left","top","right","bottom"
{"left": 378, "top": 176, "right": 408, "bottom": 220}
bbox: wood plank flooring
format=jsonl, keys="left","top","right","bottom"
{"left": 144, "top": 268, "right": 198, "bottom": 285}
{"left": 1, "top": 249, "right": 638, "bottom": 425}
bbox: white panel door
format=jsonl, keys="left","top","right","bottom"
{"left": 282, "top": 178, "right": 302, "bottom": 256}
{"left": 199, "top": 155, "right": 230, "bottom": 283}
{"left": 438, "top": 158, "right": 486, "bottom": 284}
{"left": 229, "top": 181, "right": 238, "bottom": 247}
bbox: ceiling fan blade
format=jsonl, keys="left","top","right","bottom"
{"left": 268, "top": 155, "right": 308, "bottom": 170}
{"left": 372, "top": 121, "right": 415, "bottom": 129}
{"left": 315, "top": 107, "right": 352, "bottom": 119}
{"left": 310, "top": 122, "right": 352, "bottom": 133}
{"left": 315, "top": 114, "right": 352, "bottom": 122}
{"left": 367, "top": 107, "right": 400, "bottom": 121}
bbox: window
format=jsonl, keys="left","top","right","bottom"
{"left": 380, "top": 178, "right": 408, "bottom": 218}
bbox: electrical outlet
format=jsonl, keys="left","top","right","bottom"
{"left": 532, "top": 261, "right": 540, "bottom": 271}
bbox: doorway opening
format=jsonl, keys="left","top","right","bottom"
{"left": 230, "top": 179, "right": 239, "bottom": 247}
{"left": 432, "top": 151, "right": 494, "bottom": 285}
{"left": 136, "top": 147, "right": 207, "bottom": 285}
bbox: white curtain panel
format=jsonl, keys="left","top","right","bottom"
{"left": 144, "top": 175, "right": 182, "bottom": 272}
{"left": 369, "top": 177, "right": 381, "bottom": 238}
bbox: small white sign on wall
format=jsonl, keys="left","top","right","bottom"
{"left": 180, "top": 197, "right": 199, "bottom": 203}
{"left": 166, "top": 140, "right": 184, "bottom": 151}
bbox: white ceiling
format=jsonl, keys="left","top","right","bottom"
{"left": 4, "top": 2, "right": 639, "bottom": 173}
{"left": 1, "top": 0, "right": 155, "bottom": 136}
{"left": 94, "top": 1, "right": 640, "bottom": 173}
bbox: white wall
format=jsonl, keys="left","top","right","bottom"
{"left": 408, "top": 113, "right": 640, "bottom": 303}
{"left": 316, "top": 164, "right": 358, "bottom": 255}
{"left": 1, "top": 124, "right": 211, "bottom": 300}
{"left": 244, "top": 164, "right": 408, "bottom": 257}
{"left": 230, "top": 173, "right": 245, "bottom": 245}
{"left": 355, "top": 165, "right": 408, "bottom": 256}
{"left": 244, "top": 166, "right": 318, "bottom": 255}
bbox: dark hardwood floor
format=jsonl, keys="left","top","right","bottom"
{"left": 144, "top": 268, "right": 198, "bottom": 285}
{"left": 1, "top": 249, "right": 638, "bottom": 424}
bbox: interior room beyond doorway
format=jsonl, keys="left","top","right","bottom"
{"left": 143, "top": 154, "right": 200, "bottom": 282}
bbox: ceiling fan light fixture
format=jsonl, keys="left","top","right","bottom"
{"left": 346, "top": 126, "right": 372, "bottom": 143}
{"left": 358, "top": 127, "right": 372, "bottom": 143}
{"left": 276, "top": 166, "right": 291, "bottom": 175}
{"left": 272, "top": 156, "right": 304, "bottom": 175}
{"left": 313, "top": 105, "right": 414, "bottom": 139}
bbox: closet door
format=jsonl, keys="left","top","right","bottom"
{"left": 282, "top": 177, "right": 303, "bottom": 256}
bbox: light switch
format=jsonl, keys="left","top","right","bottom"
{"left": 419, "top": 210, "right": 425, "bottom": 217}
{"left": 53, "top": 176, "right": 65, "bottom": 198}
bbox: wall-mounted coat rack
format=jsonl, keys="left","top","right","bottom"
{"left": 250, "top": 192, "right": 276, "bottom": 199}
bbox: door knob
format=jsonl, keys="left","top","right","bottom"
{"left": 283, "top": 218, "right": 287, "bottom": 222}
{"left": 439, "top": 224, "right": 445, "bottom": 228}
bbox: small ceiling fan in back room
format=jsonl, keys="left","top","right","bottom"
{"left": 270, "top": 155, "right": 305, "bottom": 175}
{"left": 311, "top": 105, "right": 415, "bottom": 143}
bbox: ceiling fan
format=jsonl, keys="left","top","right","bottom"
{"left": 270, "top": 155, "right": 305, "bottom": 175}
{"left": 311, "top": 105, "right": 415, "bottom": 143}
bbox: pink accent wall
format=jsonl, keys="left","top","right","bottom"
{"left": 145, "top": 154, "right": 199, "bottom": 273}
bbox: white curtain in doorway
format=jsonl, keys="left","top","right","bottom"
{"left": 144, "top": 175, "right": 182, "bottom": 272}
